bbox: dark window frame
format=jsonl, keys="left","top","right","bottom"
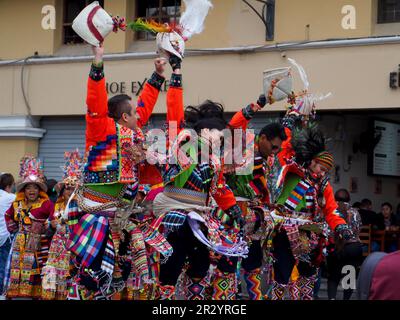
{"left": 377, "top": 0, "right": 400, "bottom": 24}
{"left": 135, "top": 0, "right": 181, "bottom": 41}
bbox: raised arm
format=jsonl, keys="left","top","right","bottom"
{"left": 166, "top": 55, "right": 184, "bottom": 135}
{"left": 322, "top": 182, "right": 346, "bottom": 230}
{"left": 136, "top": 58, "right": 166, "bottom": 128}
{"left": 85, "top": 44, "right": 115, "bottom": 152}
{"left": 228, "top": 95, "right": 266, "bottom": 130}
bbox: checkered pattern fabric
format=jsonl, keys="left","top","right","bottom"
{"left": 68, "top": 213, "right": 109, "bottom": 269}
{"left": 162, "top": 210, "right": 187, "bottom": 232}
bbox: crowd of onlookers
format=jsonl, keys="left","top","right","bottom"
{"left": 314, "top": 189, "right": 400, "bottom": 300}
{"left": 354, "top": 198, "right": 400, "bottom": 253}
{"left": 355, "top": 199, "right": 400, "bottom": 231}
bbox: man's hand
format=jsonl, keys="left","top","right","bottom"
{"left": 169, "top": 54, "right": 182, "bottom": 73}
{"left": 126, "top": 144, "right": 147, "bottom": 163}
{"left": 256, "top": 94, "right": 267, "bottom": 108}
{"left": 154, "top": 57, "right": 167, "bottom": 76}
{"left": 92, "top": 42, "right": 104, "bottom": 64}
{"left": 250, "top": 104, "right": 262, "bottom": 113}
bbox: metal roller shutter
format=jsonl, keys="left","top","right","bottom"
{"left": 38, "top": 117, "right": 85, "bottom": 180}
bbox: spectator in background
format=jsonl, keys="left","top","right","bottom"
{"left": 376, "top": 202, "right": 399, "bottom": 252}
{"left": 395, "top": 203, "right": 400, "bottom": 226}
{"left": 0, "top": 173, "right": 16, "bottom": 297}
{"left": 326, "top": 189, "right": 363, "bottom": 300}
{"left": 46, "top": 179, "right": 58, "bottom": 203}
{"left": 358, "top": 199, "right": 381, "bottom": 229}
{"left": 353, "top": 201, "right": 361, "bottom": 210}
{"left": 376, "top": 202, "right": 398, "bottom": 230}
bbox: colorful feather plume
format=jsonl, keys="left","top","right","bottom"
{"left": 62, "top": 149, "right": 83, "bottom": 186}
{"left": 19, "top": 156, "right": 44, "bottom": 180}
{"left": 128, "top": 18, "right": 173, "bottom": 34}
{"left": 128, "top": 0, "right": 212, "bottom": 39}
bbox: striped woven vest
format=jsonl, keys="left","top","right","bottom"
{"left": 83, "top": 124, "right": 144, "bottom": 185}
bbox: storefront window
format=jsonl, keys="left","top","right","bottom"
{"left": 135, "top": 0, "right": 181, "bottom": 40}
{"left": 63, "top": 0, "right": 105, "bottom": 44}
{"left": 378, "top": 0, "right": 400, "bottom": 24}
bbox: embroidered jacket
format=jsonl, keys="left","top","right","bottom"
{"left": 83, "top": 63, "right": 165, "bottom": 186}
{"left": 276, "top": 115, "right": 346, "bottom": 231}
{"left": 5, "top": 191, "right": 55, "bottom": 232}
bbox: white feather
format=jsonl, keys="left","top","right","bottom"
{"left": 179, "top": 0, "right": 213, "bottom": 39}
{"left": 287, "top": 58, "right": 310, "bottom": 90}
{"left": 312, "top": 92, "right": 332, "bottom": 102}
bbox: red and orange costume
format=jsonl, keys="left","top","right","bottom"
{"left": 66, "top": 61, "right": 171, "bottom": 300}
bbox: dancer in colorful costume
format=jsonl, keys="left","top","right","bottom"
{"left": 129, "top": 0, "right": 240, "bottom": 301}
{"left": 209, "top": 66, "right": 294, "bottom": 300}
{"left": 267, "top": 59, "right": 356, "bottom": 300}
{"left": 4, "top": 156, "right": 55, "bottom": 299}
{"left": 66, "top": 42, "right": 172, "bottom": 300}
{"left": 153, "top": 99, "right": 248, "bottom": 300}
{"left": 206, "top": 93, "right": 288, "bottom": 300}
{"left": 41, "top": 150, "right": 83, "bottom": 300}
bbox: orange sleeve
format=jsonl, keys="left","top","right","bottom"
{"left": 322, "top": 182, "right": 346, "bottom": 230}
{"left": 85, "top": 76, "right": 115, "bottom": 152}
{"left": 136, "top": 83, "right": 160, "bottom": 128}
{"left": 278, "top": 127, "right": 294, "bottom": 166}
{"left": 229, "top": 110, "right": 250, "bottom": 130}
{"left": 166, "top": 86, "right": 184, "bottom": 133}
{"left": 136, "top": 72, "right": 165, "bottom": 128}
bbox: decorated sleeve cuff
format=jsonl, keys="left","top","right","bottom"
{"left": 242, "top": 104, "right": 256, "bottom": 120}
{"left": 147, "top": 72, "right": 165, "bottom": 91}
{"left": 225, "top": 204, "right": 242, "bottom": 220}
{"left": 282, "top": 114, "right": 298, "bottom": 130}
{"left": 334, "top": 223, "right": 355, "bottom": 241}
{"left": 170, "top": 74, "right": 182, "bottom": 88}
{"left": 89, "top": 62, "right": 104, "bottom": 81}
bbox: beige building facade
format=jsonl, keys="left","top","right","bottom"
{"left": 0, "top": 0, "right": 399, "bottom": 209}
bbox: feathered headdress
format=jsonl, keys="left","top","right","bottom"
{"left": 61, "top": 149, "right": 83, "bottom": 188}
{"left": 291, "top": 122, "right": 330, "bottom": 168}
{"left": 17, "top": 156, "right": 47, "bottom": 192}
{"left": 128, "top": 0, "right": 213, "bottom": 59}
{"left": 286, "top": 58, "right": 332, "bottom": 117}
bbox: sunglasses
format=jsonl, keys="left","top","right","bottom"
{"left": 271, "top": 144, "right": 281, "bottom": 152}
{"left": 336, "top": 198, "right": 350, "bottom": 203}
